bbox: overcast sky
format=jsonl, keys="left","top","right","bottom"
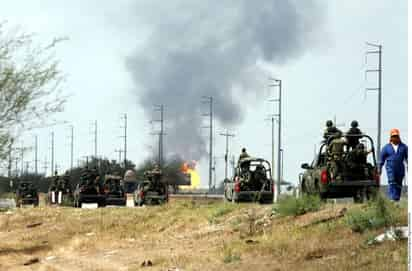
{"left": 1, "top": 0, "right": 408, "bottom": 187}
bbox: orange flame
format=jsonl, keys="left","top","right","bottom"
{"left": 180, "top": 160, "right": 200, "bottom": 189}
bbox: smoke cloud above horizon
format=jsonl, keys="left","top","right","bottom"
{"left": 125, "top": 1, "right": 325, "bottom": 160}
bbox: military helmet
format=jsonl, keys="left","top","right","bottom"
{"left": 351, "top": 120, "right": 359, "bottom": 128}
{"left": 326, "top": 120, "right": 333, "bottom": 127}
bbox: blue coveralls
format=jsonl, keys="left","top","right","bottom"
{"left": 379, "top": 142, "right": 408, "bottom": 201}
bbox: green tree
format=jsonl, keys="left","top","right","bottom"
{"left": 0, "top": 22, "right": 66, "bottom": 161}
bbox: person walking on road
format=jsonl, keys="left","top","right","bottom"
{"left": 379, "top": 128, "right": 408, "bottom": 201}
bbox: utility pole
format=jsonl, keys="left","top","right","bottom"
{"left": 90, "top": 120, "right": 98, "bottom": 158}
{"left": 115, "top": 149, "right": 123, "bottom": 164}
{"left": 280, "top": 149, "right": 284, "bottom": 184}
{"left": 219, "top": 130, "right": 235, "bottom": 180}
{"left": 81, "top": 155, "right": 90, "bottom": 168}
{"left": 70, "top": 125, "right": 74, "bottom": 170}
{"left": 152, "top": 105, "right": 165, "bottom": 167}
{"left": 213, "top": 156, "right": 217, "bottom": 190}
{"left": 201, "top": 96, "right": 213, "bottom": 192}
{"left": 365, "top": 42, "right": 382, "bottom": 161}
{"left": 14, "top": 157, "right": 19, "bottom": 177}
{"left": 269, "top": 78, "right": 282, "bottom": 203}
{"left": 34, "top": 135, "right": 39, "bottom": 175}
{"left": 333, "top": 115, "right": 345, "bottom": 129}
{"left": 265, "top": 115, "right": 276, "bottom": 188}
{"left": 43, "top": 157, "right": 48, "bottom": 175}
{"left": 19, "top": 144, "right": 24, "bottom": 176}
{"left": 230, "top": 155, "right": 236, "bottom": 177}
{"left": 7, "top": 139, "right": 13, "bottom": 178}
{"left": 25, "top": 161, "right": 31, "bottom": 174}
{"left": 120, "top": 114, "right": 128, "bottom": 168}
{"left": 50, "top": 131, "right": 55, "bottom": 176}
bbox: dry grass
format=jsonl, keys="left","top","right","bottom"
{"left": 0, "top": 199, "right": 407, "bottom": 271}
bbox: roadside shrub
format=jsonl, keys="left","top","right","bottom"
{"left": 208, "top": 204, "right": 236, "bottom": 224}
{"left": 222, "top": 242, "right": 241, "bottom": 263}
{"left": 345, "top": 194, "right": 396, "bottom": 233}
{"left": 274, "top": 195, "right": 322, "bottom": 217}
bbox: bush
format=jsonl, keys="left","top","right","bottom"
{"left": 345, "top": 194, "right": 396, "bottom": 233}
{"left": 222, "top": 242, "right": 241, "bottom": 263}
{"left": 208, "top": 204, "right": 236, "bottom": 224}
{"left": 274, "top": 195, "right": 322, "bottom": 217}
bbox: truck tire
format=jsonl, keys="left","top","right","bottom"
{"left": 223, "top": 189, "right": 230, "bottom": 202}
{"left": 353, "top": 189, "right": 366, "bottom": 203}
{"left": 366, "top": 187, "right": 378, "bottom": 201}
{"left": 300, "top": 180, "right": 308, "bottom": 197}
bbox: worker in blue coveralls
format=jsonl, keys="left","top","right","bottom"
{"left": 379, "top": 128, "right": 408, "bottom": 201}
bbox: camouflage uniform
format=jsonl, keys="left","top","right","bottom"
{"left": 238, "top": 148, "right": 251, "bottom": 171}
{"left": 346, "top": 121, "right": 363, "bottom": 150}
{"left": 327, "top": 137, "right": 347, "bottom": 180}
{"left": 144, "top": 165, "right": 163, "bottom": 191}
{"left": 323, "top": 120, "right": 342, "bottom": 144}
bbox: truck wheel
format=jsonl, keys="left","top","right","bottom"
{"left": 353, "top": 189, "right": 366, "bottom": 203}
{"left": 366, "top": 187, "right": 378, "bottom": 201}
{"left": 223, "top": 189, "right": 230, "bottom": 202}
{"left": 300, "top": 180, "right": 308, "bottom": 197}
{"left": 319, "top": 192, "right": 328, "bottom": 202}
{"left": 231, "top": 191, "right": 238, "bottom": 204}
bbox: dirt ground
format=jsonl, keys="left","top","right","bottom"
{"left": 0, "top": 200, "right": 407, "bottom": 271}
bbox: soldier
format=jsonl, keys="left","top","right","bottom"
{"left": 49, "top": 172, "right": 59, "bottom": 191}
{"left": 60, "top": 171, "right": 71, "bottom": 192}
{"left": 323, "top": 120, "right": 342, "bottom": 143}
{"left": 80, "top": 168, "right": 90, "bottom": 185}
{"left": 346, "top": 120, "right": 363, "bottom": 150}
{"left": 353, "top": 143, "right": 371, "bottom": 164}
{"left": 151, "top": 164, "right": 163, "bottom": 190}
{"left": 238, "top": 148, "right": 250, "bottom": 163}
{"left": 327, "top": 136, "right": 347, "bottom": 181}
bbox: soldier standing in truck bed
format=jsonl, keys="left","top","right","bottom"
{"left": 238, "top": 148, "right": 250, "bottom": 163}
{"left": 346, "top": 120, "right": 363, "bottom": 150}
{"left": 323, "top": 120, "right": 342, "bottom": 144}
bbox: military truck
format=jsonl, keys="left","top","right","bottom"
{"left": 224, "top": 157, "right": 274, "bottom": 203}
{"left": 134, "top": 167, "right": 168, "bottom": 206}
{"left": 299, "top": 134, "right": 379, "bottom": 202}
{"left": 48, "top": 173, "right": 73, "bottom": 205}
{"left": 73, "top": 168, "right": 106, "bottom": 207}
{"left": 103, "top": 174, "right": 126, "bottom": 206}
{"left": 16, "top": 181, "right": 39, "bottom": 207}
